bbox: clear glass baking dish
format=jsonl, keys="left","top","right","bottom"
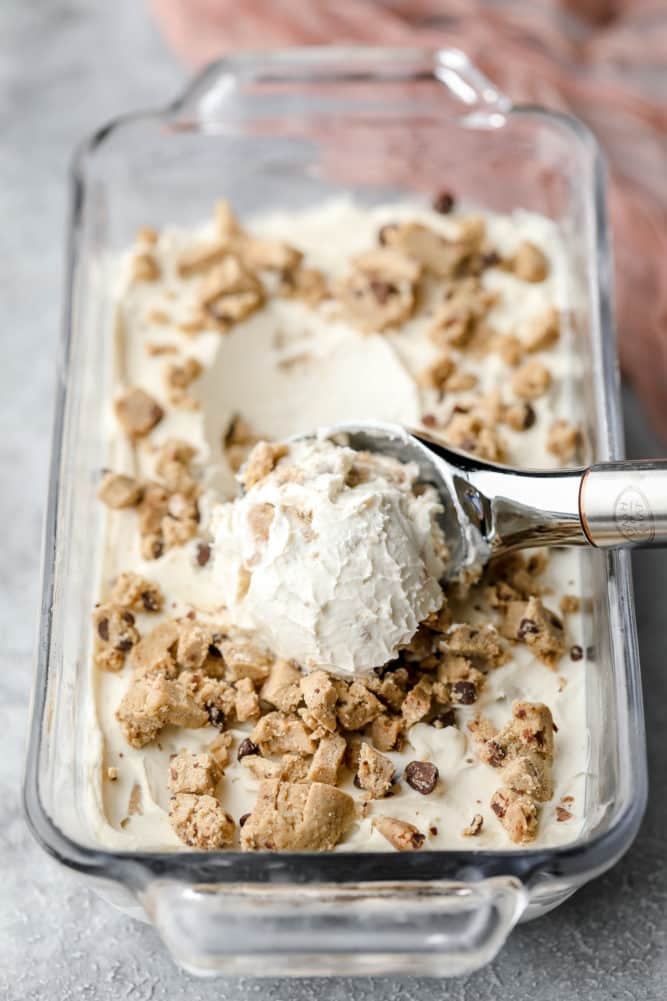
{"left": 24, "top": 48, "right": 647, "bottom": 977}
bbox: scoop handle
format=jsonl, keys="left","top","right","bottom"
{"left": 457, "top": 459, "right": 667, "bottom": 553}
{"left": 579, "top": 461, "right": 667, "bottom": 547}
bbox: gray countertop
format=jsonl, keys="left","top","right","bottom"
{"left": 1, "top": 2, "right": 665, "bottom": 998}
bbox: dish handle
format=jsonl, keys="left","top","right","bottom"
{"left": 142, "top": 875, "right": 527, "bottom": 977}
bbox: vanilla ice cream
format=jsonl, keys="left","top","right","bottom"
{"left": 211, "top": 437, "right": 447, "bottom": 675}
{"left": 87, "top": 197, "right": 590, "bottom": 854}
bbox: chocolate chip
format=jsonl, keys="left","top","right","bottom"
{"left": 237, "top": 737, "right": 260, "bottom": 760}
{"left": 121, "top": 610, "right": 135, "bottom": 625}
{"left": 116, "top": 638, "right": 134, "bottom": 652}
{"left": 451, "top": 680, "right": 477, "bottom": 705}
{"left": 353, "top": 773, "right": 362, "bottom": 789}
{"left": 404, "top": 760, "right": 439, "bottom": 795}
{"left": 378, "top": 222, "right": 398, "bottom": 245}
{"left": 487, "top": 741, "right": 507, "bottom": 767}
{"left": 432, "top": 190, "right": 455, "bottom": 214}
{"left": 547, "top": 610, "right": 564, "bottom": 630}
{"left": 369, "top": 279, "right": 397, "bottom": 304}
{"left": 151, "top": 538, "right": 164, "bottom": 559}
{"left": 207, "top": 643, "right": 223, "bottom": 659}
{"left": 97, "top": 618, "right": 110, "bottom": 641}
{"left": 410, "top": 831, "right": 426, "bottom": 849}
{"left": 491, "top": 798, "right": 507, "bottom": 818}
{"left": 239, "top": 812, "right": 251, "bottom": 827}
{"left": 421, "top": 413, "right": 438, "bottom": 428}
{"left": 431, "top": 708, "right": 456, "bottom": 729}
{"left": 141, "top": 590, "right": 160, "bottom": 612}
{"left": 429, "top": 825, "right": 438, "bottom": 836}
{"left": 570, "top": 644, "right": 583, "bottom": 661}
{"left": 482, "top": 250, "right": 501, "bottom": 268}
{"left": 195, "top": 544, "right": 210, "bottom": 568}
{"left": 556, "top": 806, "right": 573, "bottom": 822}
{"left": 518, "top": 617, "right": 539, "bottom": 639}
{"left": 520, "top": 402, "right": 536, "bottom": 429}
{"left": 205, "top": 703, "right": 225, "bottom": 729}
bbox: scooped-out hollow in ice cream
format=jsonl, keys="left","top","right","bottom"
{"left": 210, "top": 436, "right": 449, "bottom": 676}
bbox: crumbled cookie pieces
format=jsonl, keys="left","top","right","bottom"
{"left": 93, "top": 604, "right": 140, "bottom": 671}
{"left": 335, "top": 246, "right": 420, "bottom": 333}
{"left": 523, "top": 307, "right": 560, "bottom": 352}
{"left": 169, "top": 750, "right": 219, "bottom": 796}
{"left": 308, "top": 732, "right": 347, "bottom": 785}
{"left": 512, "top": 359, "right": 551, "bottom": 400}
{"left": 241, "top": 780, "right": 354, "bottom": 851}
{"left": 511, "top": 241, "right": 549, "bottom": 283}
{"left": 429, "top": 277, "right": 497, "bottom": 350}
{"left": 116, "top": 673, "right": 208, "bottom": 748}
{"left": 97, "top": 472, "right": 143, "bottom": 509}
{"left": 356, "top": 742, "right": 396, "bottom": 799}
{"left": 110, "top": 572, "right": 163, "bottom": 613}
{"left": 372, "top": 816, "right": 425, "bottom": 851}
{"left": 547, "top": 418, "right": 581, "bottom": 462}
{"left": 502, "top": 596, "right": 566, "bottom": 668}
{"left": 470, "top": 701, "right": 555, "bottom": 844}
{"left": 114, "top": 387, "right": 164, "bottom": 438}
{"left": 240, "top": 440, "right": 288, "bottom": 489}
{"left": 131, "top": 251, "right": 161, "bottom": 283}
{"left": 169, "top": 793, "right": 235, "bottom": 849}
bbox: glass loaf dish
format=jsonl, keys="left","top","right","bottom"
{"left": 25, "top": 48, "right": 646, "bottom": 977}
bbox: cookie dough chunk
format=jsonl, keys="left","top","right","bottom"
{"left": 546, "top": 418, "right": 580, "bottom": 462}
{"left": 198, "top": 254, "right": 264, "bottom": 327}
{"left": 368, "top": 714, "right": 404, "bottom": 752}
{"left": 116, "top": 674, "right": 208, "bottom": 748}
{"left": 218, "top": 634, "right": 273, "bottom": 682}
{"left": 470, "top": 701, "right": 555, "bottom": 844}
{"left": 261, "top": 659, "right": 302, "bottom": 713}
{"left": 441, "top": 624, "right": 505, "bottom": 668}
{"left": 428, "top": 276, "right": 497, "bottom": 349}
{"left": 92, "top": 604, "right": 140, "bottom": 672}
{"left": 240, "top": 441, "right": 289, "bottom": 489}
{"left": 384, "top": 217, "right": 485, "bottom": 278}
{"left": 169, "top": 793, "right": 235, "bottom": 849}
{"left": 251, "top": 712, "right": 317, "bottom": 757}
{"left": 308, "top": 732, "right": 347, "bottom": 785}
{"left": 511, "top": 241, "right": 549, "bottom": 282}
{"left": 97, "top": 472, "right": 143, "bottom": 509}
{"left": 372, "top": 816, "right": 425, "bottom": 851}
{"left": 109, "top": 572, "right": 163, "bottom": 613}
{"left": 300, "top": 670, "right": 338, "bottom": 733}
{"left": 335, "top": 247, "right": 420, "bottom": 333}
{"left": 356, "top": 743, "right": 396, "bottom": 798}
{"left": 523, "top": 307, "right": 560, "bottom": 352}
{"left": 336, "top": 681, "right": 383, "bottom": 731}
{"left": 114, "top": 387, "right": 164, "bottom": 438}
{"left": 503, "top": 596, "right": 566, "bottom": 669}
{"left": 512, "top": 359, "right": 551, "bottom": 400}
{"left": 241, "top": 780, "right": 354, "bottom": 851}
{"left": 168, "top": 751, "right": 220, "bottom": 796}
{"left": 131, "top": 620, "right": 180, "bottom": 678}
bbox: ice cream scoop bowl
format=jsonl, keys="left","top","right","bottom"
{"left": 295, "top": 421, "right": 667, "bottom": 582}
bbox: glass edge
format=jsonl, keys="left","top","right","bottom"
{"left": 24, "top": 47, "right": 646, "bottom": 895}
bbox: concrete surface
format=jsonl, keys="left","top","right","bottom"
{"left": 1, "top": 2, "right": 665, "bottom": 998}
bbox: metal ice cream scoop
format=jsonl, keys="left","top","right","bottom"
{"left": 306, "top": 421, "right": 667, "bottom": 581}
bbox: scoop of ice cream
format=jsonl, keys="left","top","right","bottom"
{"left": 210, "top": 437, "right": 447, "bottom": 676}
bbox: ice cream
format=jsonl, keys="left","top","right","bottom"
{"left": 211, "top": 437, "right": 448, "bottom": 675}
{"left": 87, "top": 196, "right": 590, "bottom": 854}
